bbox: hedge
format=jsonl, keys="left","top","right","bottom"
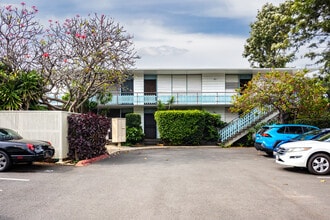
{"left": 155, "top": 110, "right": 224, "bottom": 145}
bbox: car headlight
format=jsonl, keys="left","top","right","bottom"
{"left": 287, "top": 147, "right": 312, "bottom": 152}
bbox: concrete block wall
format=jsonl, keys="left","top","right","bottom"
{"left": 0, "top": 111, "right": 73, "bottom": 161}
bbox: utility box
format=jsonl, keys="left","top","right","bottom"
{"left": 112, "top": 118, "right": 126, "bottom": 145}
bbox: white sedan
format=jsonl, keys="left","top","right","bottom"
{"left": 276, "top": 135, "right": 330, "bottom": 175}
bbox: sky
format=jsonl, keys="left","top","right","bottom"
{"left": 1, "top": 0, "right": 305, "bottom": 69}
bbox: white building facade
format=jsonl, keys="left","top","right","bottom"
{"left": 101, "top": 68, "right": 296, "bottom": 139}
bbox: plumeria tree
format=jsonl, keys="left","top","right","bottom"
{"left": 230, "top": 70, "right": 328, "bottom": 123}
{"left": 0, "top": 3, "right": 42, "bottom": 72}
{"left": 0, "top": 3, "right": 44, "bottom": 110}
{"left": 0, "top": 3, "right": 137, "bottom": 112}
{"left": 36, "top": 14, "right": 137, "bottom": 112}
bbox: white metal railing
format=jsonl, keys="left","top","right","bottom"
{"left": 219, "top": 107, "right": 274, "bottom": 143}
{"left": 106, "top": 92, "right": 236, "bottom": 105}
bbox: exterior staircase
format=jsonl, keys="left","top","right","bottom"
{"left": 219, "top": 108, "right": 279, "bottom": 147}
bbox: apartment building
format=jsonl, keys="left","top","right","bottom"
{"left": 101, "top": 68, "right": 296, "bottom": 139}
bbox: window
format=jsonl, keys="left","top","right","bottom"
{"left": 288, "top": 126, "right": 303, "bottom": 134}
{"left": 121, "top": 79, "right": 133, "bottom": 95}
{"left": 225, "top": 74, "right": 239, "bottom": 90}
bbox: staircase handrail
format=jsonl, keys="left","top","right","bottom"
{"left": 219, "top": 107, "right": 274, "bottom": 143}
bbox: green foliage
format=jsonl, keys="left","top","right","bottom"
{"left": 126, "top": 127, "right": 145, "bottom": 145}
{"left": 202, "top": 111, "right": 225, "bottom": 143}
{"left": 231, "top": 70, "right": 328, "bottom": 123}
{"left": 125, "top": 113, "right": 144, "bottom": 145}
{"left": 126, "top": 113, "right": 142, "bottom": 127}
{"left": 245, "top": 0, "right": 329, "bottom": 73}
{"left": 243, "top": 3, "right": 295, "bottom": 68}
{"left": 0, "top": 67, "right": 43, "bottom": 110}
{"left": 67, "top": 113, "right": 111, "bottom": 160}
{"left": 157, "top": 96, "right": 175, "bottom": 110}
{"left": 155, "top": 110, "right": 224, "bottom": 145}
{"left": 293, "top": 117, "right": 330, "bottom": 128}
{"left": 155, "top": 110, "right": 205, "bottom": 145}
{"left": 290, "top": 0, "right": 329, "bottom": 74}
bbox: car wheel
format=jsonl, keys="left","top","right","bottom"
{"left": 266, "top": 151, "right": 274, "bottom": 157}
{"left": 0, "top": 151, "right": 11, "bottom": 172}
{"left": 307, "top": 153, "right": 330, "bottom": 175}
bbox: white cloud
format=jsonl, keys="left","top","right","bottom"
{"left": 139, "top": 46, "right": 188, "bottom": 57}
{"left": 133, "top": 30, "right": 250, "bottom": 68}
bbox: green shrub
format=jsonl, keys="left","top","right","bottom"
{"left": 155, "top": 110, "right": 224, "bottom": 145}
{"left": 126, "top": 113, "right": 142, "bottom": 127}
{"left": 126, "top": 127, "right": 145, "bottom": 145}
{"left": 125, "top": 113, "right": 144, "bottom": 145}
{"left": 202, "top": 111, "right": 225, "bottom": 143}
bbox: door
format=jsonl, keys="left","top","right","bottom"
{"left": 144, "top": 113, "right": 156, "bottom": 139}
{"left": 144, "top": 79, "right": 157, "bottom": 104}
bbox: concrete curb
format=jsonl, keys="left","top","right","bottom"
{"left": 75, "top": 153, "right": 110, "bottom": 167}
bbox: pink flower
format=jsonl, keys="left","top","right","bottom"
{"left": 21, "top": 2, "right": 26, "bottom": 6}
{"left": 42, "top": 53, "right": 49, "bottom": 58}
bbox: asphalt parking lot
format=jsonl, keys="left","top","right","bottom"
{"left": 1, "top": 147, "right": 330, "bottom": 220}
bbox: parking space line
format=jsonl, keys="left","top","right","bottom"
{"left": 0, "top": 177, "right": 30, "bottom": 182}
{"left": 317, "top": 177, "right": 330, "bottom": 179}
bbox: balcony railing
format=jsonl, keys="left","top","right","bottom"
{"left": 106, "top": 92, "right": 236, "bottom": 105}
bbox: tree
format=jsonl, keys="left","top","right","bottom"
{"left": 0, "top": 3, "right": 138, "bottom": 112}
{"left": 35, "top": 13, "right": 137, "bottom": 112}
{"left": 290, "top": 0, "right": 330, "bottom": 74}
{"left": 243, "top": 3, "right": 295, "bottom": 68}
{"left": 0, "top": 3, "right": 42, "bottom": 72}
{"left": 230, "top": 70, "right": 328, "bottom": 123}
{"left": 244, "top": 0, "right": 329, "bottom": 72}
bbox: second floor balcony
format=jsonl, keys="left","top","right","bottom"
{"left": 106, "top": 92, "right": 236, "bottom": 106}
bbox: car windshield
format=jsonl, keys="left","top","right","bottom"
{"left": 316, "top": 133, "right": 330, "bottom": 142}
{"left": 293, "top": 129, "right": 324, "bottom": 140}
{"left": 0, "top": 128, "right": 23, "bottom": 141}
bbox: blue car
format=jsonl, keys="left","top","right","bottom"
{"left": 254, "top": 124, "right": 319, "bottom": 156}
{"left": 273, "top": 128, "right": 330, "bottom": 153}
